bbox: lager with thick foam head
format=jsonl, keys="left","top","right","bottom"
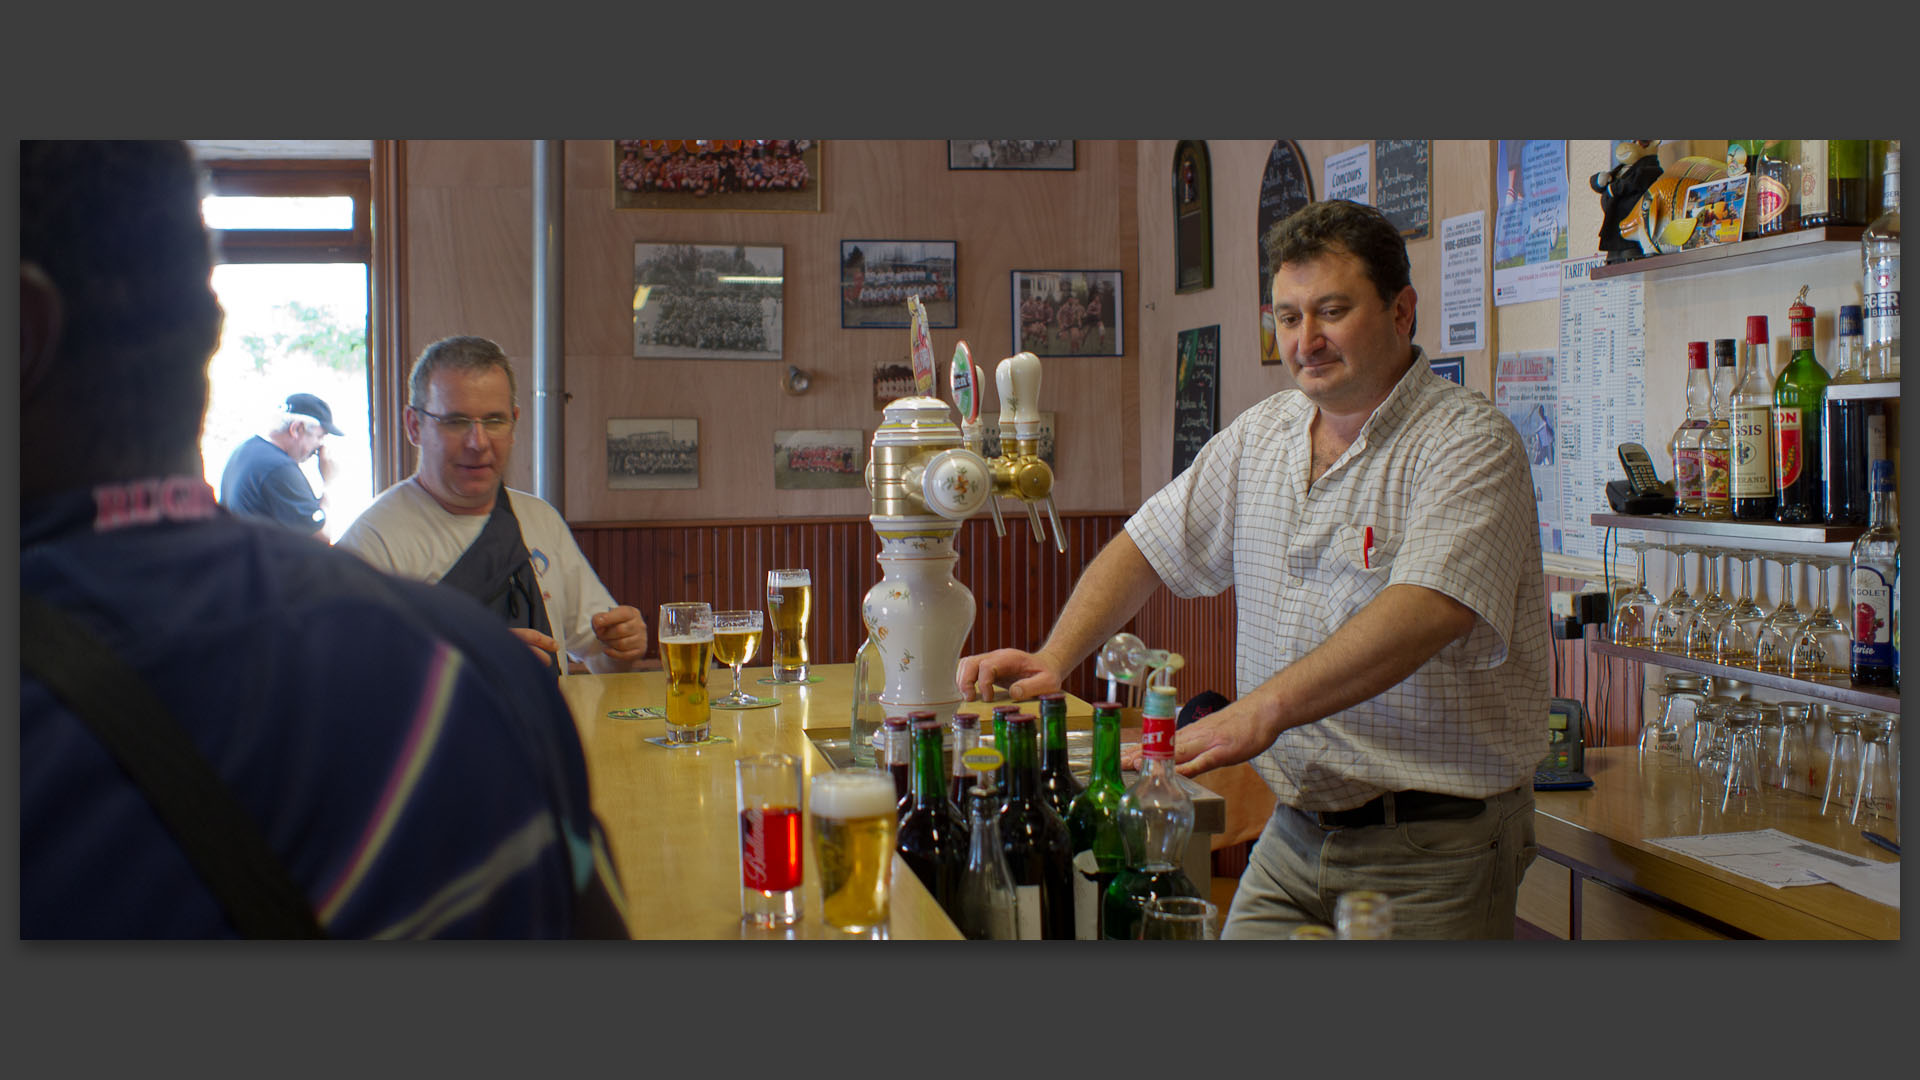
{"left": 809, "top": 769, "right": 897, "bottom": 933}
{"left": 766, "top": 569, "right": 813, "bottom": 682}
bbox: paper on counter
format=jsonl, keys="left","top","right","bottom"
{"left": 1811, "top": 860, "right": 1900, "bottom": 909}
{"left": 1648, "top": 829, "right": 1899, "bottom": 905}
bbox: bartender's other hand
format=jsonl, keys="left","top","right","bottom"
{"left": 1158, "top": 694, "right": 1281, "bottom": 779}
{"left": 510, "top": 626, "right": 563, "bottom": 669}
{"left": 956, "top": 648, "right": 1062, "bottom": 703}
{"left": 592, "top": 605, "right": 649, "bottom": 664}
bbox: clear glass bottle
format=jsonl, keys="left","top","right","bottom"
{"left": 1701, "top": 339, "right": 1738, "bottom": 519}
{"left": 954, "top": 781, "right": 1018, "bottom": 940}
{"left": 1772, "top": 294, "right": 1829, "bottom": 524}
{"left": 1849, "top": 460, "right": 1899, "bottom": 686}
{"left": 946, "top": 712, "right": 981, "bottom": 824}
{"left": 1863, "top": 145, "right": 1900, "bottom": 381}
{"left": 849, "top": 635, "right": 885, "bottom": 767}
{"left": 1754, "top": 140, "right": 1802, "bottom": 236}
{"left": 1102, "top": 686, "right": 1200, "bottom": 940}
{"left": 1671, "top": 341, "right": 1712, "bottom": 515}
{"left": 1729, "top": 323, "right": 1776, "bottom": 521}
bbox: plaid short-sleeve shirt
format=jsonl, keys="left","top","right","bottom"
{"left": 1127, "top": 350, "right": 1550, "bottom": 812}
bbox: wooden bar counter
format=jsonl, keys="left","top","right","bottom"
{"left": 1521, "top": 747, "right": 1900, "bottom": 940}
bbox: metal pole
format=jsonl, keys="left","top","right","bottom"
{"left": 531, "top": 140, "right": 565, "bottom": 506}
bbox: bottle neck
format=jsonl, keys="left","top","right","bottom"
{"left": 1002, "top": 724, "right": 1040, "bottom": 798}
{"left": 1089, "top": 711, "right": 1123, "bottom": 785}
{"left": 911, "top": 727, "right": 946, "bottom": 805}
{"left": 968, "top": 789, "right": 1003, "bottom": 851}
{"left": 1869, "top": 486, "right": 1898, "bottom": 530}
{"left": 1685, "top": 368, "right": 1712, "bottom": 413}
{"left": 1883, "top": 163, "right": 1900, "bottom": 212}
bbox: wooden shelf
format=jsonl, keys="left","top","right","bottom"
{"left": 1590, "top": 513, "right": 1864, "bottom": 546}
{"left": 1591, "top": 637, "right": 1900, "bottom": 711}
{"left": 1823, "top": 379, "right": 1901, "bottom": 402}
{"left": 1588, "top": 226, "right": 1865, "bottom": 282}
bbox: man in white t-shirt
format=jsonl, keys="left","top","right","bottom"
{"left": 959, "top": 201, "right": 1549, "bottom": 939}
{"left": 337, "top": 336, "right": 649, "bottom": 674}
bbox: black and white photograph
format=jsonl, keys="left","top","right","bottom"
{"left": 979, "top": 412, "right": 1056, "bottom": 470}
{"left": 873, "top": 357, "right": 915, "bottom": 409}
{"left": 841, "top": 240, "right": 957, "bottom": 329}
{"left": 607, "top": 418, "right": 699, "bottom": 490}
{"left": 1011, "top": 270, "right": 1123, "bottom": 357}
{"left": 948, "top": 140, "right": 1075, "bottom": 170}
{"left": 773, "top": 429, "right": 865, "bottom": 490}
{"left": 633, "top": 242, "right": 784, "bottom": 361}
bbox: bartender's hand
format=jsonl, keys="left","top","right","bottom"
{"left": 590, "top": 605, "right": 649, "bottom": 670}
{"left": 956, "top": 648, "right": 1064, "bottom": 703}
{"left": 1122, "top": 688, "right": 1282, "bottom": 779}
{"left": 510, "top": 626, "right": 564, "bottom": 670}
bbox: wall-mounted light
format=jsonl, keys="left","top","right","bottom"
{"left": 783, "top": 365, "right": 812, "bottom": 396}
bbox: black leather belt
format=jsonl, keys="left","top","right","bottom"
{"left": 1311, "top": 790, "right": 1488, "bottom": 829}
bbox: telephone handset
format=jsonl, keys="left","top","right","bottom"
{"left": 1607, "top": 442, "right": 1675, "bottom": 514}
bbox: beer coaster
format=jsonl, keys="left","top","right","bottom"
{"left": 713, "top": 695, "right": 780, "bottom": 710}
{"left": 607, "top": 706, "right": 665, "bottom": 720}
{"left": 756, "top": 675, "right": 824, "bottom": 686}
{"left": 644, "top": 734, "right": 733, "bottom": 750}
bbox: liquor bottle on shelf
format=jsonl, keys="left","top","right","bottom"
{"left": 1729, "top": 325, "right": 1775, "bottom": 522}
{"left": 1729, "top": 139, "right": 1764, "bottom": 239}
{"left": 1822, "top": 305, "right": 1886, "bottom": 526}
{"left": 1754, "top": 140, "right": 1802, "bottom": 236}
{"left": 1102, "top": 686, "right": 1201, "bottom": 940}
{"left": 1797, "top": 140, "right": 1870, "bottom": 227}
{"left": 1893, "top": 554, "right": 1901, "bottom": 691}
{"left": 955, "top": 781, "right": 1018, "bottom": 940}
{"left": 1671, "top": 341, "right": 1711, "bottom": 516}
{"left": 996, "top": 713, "right": 1076, "bottom": 939}
{"left": 1701, "top": 339, "right": 1737, "bottom": 519}
{"left": 897, "top": 718, "right": 963, "bottom": 912}
{"left": 1065, "top": 701, "right": 1127, "bottom": 940}
{"left": 1849, "top": 460, "right": 1899, "bottom": 687}
{"left": 1773, "top": 292, "right": 1829, "bottom": 523}
{"left": 882, "top": 716, "right": 912, "bottom": 816}
{"left": 1037, "top": 693, "right": 1083, "bottom": 821}
{"left": 1863, "top": 145, "right": 1900, "bottom": 381}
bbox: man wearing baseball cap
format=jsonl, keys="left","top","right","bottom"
{"left": 219, "top": 392, "right": 342, "bottom": 536}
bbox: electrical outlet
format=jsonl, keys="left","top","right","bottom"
{"left": 1550, "top": 591, "right": 1578, "bottom": 619}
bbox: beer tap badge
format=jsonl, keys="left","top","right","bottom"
{"left": 907, "top": 295, "right": 937, "bottom": 396}
{"left": 950, "top": 341, "right": 977, "bottom": 423}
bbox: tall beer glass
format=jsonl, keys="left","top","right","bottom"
{"left": 659, "top": 602, "right": 715, "bottom": 744}
{"left": 808, "top": 769, "right": 897, "bottom": 935}
{"left": 766, "top": 568, "right": 813, "bottom": 683}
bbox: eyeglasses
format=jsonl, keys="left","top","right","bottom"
{"left": 412, "top": 406, "right": 514, "bottom": 438}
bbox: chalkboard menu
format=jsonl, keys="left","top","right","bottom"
{"left": 1257, "top": 141, "right": 1314, "bottom": 365}
{"left": 1172, "top": 325, "right": 1221, "bottom": 477}
{"left": 1372, "top": 138, "right": 1431, "bottom": 239}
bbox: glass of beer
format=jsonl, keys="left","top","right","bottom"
{"left": 712, "top": 609, "right": 765, "bottom": 707}
{"left": 736, "top": 753, "right": 804, "bottom": 927}
{"left": 659, "top": 602, "right": 715, "bottom": 744}
{"left": 808, "top": 769, "right": 897, "bottom": 936}
{"left": 766, "top": 568, "right": 813, "bottom": 683}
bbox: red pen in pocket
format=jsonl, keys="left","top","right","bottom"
{"left": 1363, "top": 526, "right": 1374, "bottom": 569}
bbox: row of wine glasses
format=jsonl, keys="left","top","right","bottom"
{"left": 1610, "top": 542, "right": 1853, "bottom": 683}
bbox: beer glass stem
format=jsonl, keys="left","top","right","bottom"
{"left": 731, "top": 662, "right": 745, "bottom": 699}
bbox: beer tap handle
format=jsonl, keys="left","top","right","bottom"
{"left": 1025, "top": 499, "right": 1045, "bottom": 542}
{"left": 1043, "top": 495, "right": 1066, "bottom": 554}
{"left": 985, "top": 493, "right": 1007, "bottom": 537}
{"left": 995, "top": 351, "right": 1041, "bottom": 442}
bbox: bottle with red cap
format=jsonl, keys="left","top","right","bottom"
{"left": 1773, "top": 290, "right": 1830, "bottom": 523}
{"left": 1729, "top": 318, "right": 1777, "bottom": 521}
{"left": 1102, "top": 685, "right": 1201, "bottom": 939}
{"left": 882, "top": 716, "right": 912, "bottom": 817}
{"left": 1670, "top": 341, "right": 1712, "bottom": 516}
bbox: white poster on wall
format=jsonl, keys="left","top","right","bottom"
{"left": 1439, "top": 210, "right": 1486, "bottom": 353}
{"left": 1494, "top": 351, "right": 1561, "bottom": 556}
{"left": 1323, "top": 144, "right": 1371, "bottom": 205}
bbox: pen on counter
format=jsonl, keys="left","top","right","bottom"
{"left": 1861, "top": 831, "right": 1900, "bottom": 856}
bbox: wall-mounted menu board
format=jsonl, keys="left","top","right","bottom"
{"left": 1372, "top": 138, "right": 1431, "bottom": 239}
{"left": 1257, "top": 141, "right": 1314, "bottom": 365}
{"left": 1172, "top": 325, "right": 1221, "bottom": 477}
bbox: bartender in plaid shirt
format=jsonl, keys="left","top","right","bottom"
{"left": 960, "top": 200, "right": 1550, "bottom": 939}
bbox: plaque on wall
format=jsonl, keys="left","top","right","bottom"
{"left": 1172, "top": 325, "right": 1221, "bottom": 477}
{"left": 1373, "top": 139, "right": 1431, "bottom": 239}
{"left": 1173, "top": 141, "right": 1213, "bottom": 294}
{"left": 1256, "top": 141, "right": 1314, "bottom": 366}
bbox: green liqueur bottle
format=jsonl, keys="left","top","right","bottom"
{"left": 1773, "top": 292, "right": 1829, "bottom": 523}
{"left": 896, "top": 718, "right": 963, "bottom": 912}
{"left": 997, "top": 713, "right": 1076, "bottom": 939}
{"left": 1037, "top": 693, "right": 1084, "bottom": 822}
{"left": 1066, "top": 702, "right": 1128, "bottom": 940}
{"left": 1102, "top": 686, "right": 1200, "bottom": 940}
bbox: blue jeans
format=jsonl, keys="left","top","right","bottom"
{"left": 1222, "top": 787, "right": 1537, "bottom": 939}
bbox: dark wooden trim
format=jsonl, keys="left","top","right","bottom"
{"left": 1536, "top": 848, "right": 1758, "bottom": 941}
{"left": 369, "top": 140, "right": 411, "bottom": 491}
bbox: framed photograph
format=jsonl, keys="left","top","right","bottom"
{"left": 841, "top": 240, "right": 957, "bottom": 329}
{"left": 1676, "top": 174, "right": 1749, "bottom": 250}
{"left": 633, "top": 243, "right": 784, "bottom": 361}
{"left": 773, "top": 429, "right": 865, "bottom": 490}
{"left": 979, "top": 413, "right": 1056, "bottom": 470}
{"left": 613, "top": 140, "right": 822, "bottom": 212}
{"left": 948, "top": 140, "right": 1075, "bottom": 171}
{"left": 607, "top": 418, "right": 699, "bottom": 490}
{"left": 873, "top": 357, "right": 915, "bottom": 409}
{"left": 1011, "top": 270, "right": 1123, "bottom": 357}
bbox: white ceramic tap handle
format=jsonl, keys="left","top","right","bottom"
{"left": 995, "top": 351, "right": 1041, "bottom": 439}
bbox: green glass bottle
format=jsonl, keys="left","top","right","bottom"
{"left": 1037, "top": 693, "right": 1084, "bottom": 822}
{"left": 1102, "top": 686, "right": 1200, "bottom": 940}
{"left": 997, "top": 713, "right": 1076, "bottom": 939}
{"left": 896, "top": 718, "right": 962, "bottom": 912}
{"left": 1798, "top": 140, "right": 1870, "bottom": 227}
{"left": 1066, "top": 702, "right": 1127, "bottom": 939}
{"left": 1773, "top": 293, "right": 1829, "bottom": 523}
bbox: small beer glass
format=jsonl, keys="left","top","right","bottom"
{"left": 659, "top": 602, "right": 715, "bottom": 744}
{"left": 766, "top": 568, "right": 813, "bottom": 684}
{"left": 736, "top": 753, "right": 804, "bottom": 927}
{"left": 809, "top": 769, "right": 898, "bottom": 936}
{"left": 1140, "top": 897, "right": 1219, "bottom": 940}
{"left": 712, "top": 609, "right": 766, "bottom": 708}
{"left": 1334, "top": 890, "right": 1394, "bottom": 939}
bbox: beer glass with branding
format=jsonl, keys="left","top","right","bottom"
{"left": 808, "top": 769, "right": 897, "bottom": 935}
{"left": 766, "top": 569, "right": 813, "bottom": 683}
{"left": 659, "top": 602, "right": 715, "bottom": 744}
{"left": 736, "top": 753, "right": 804, "bottom": 927}
{"left": 712, "top": 609, "right": 765, "bottom": 708}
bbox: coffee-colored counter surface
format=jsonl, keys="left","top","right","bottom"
{"left": 559, "top": 664, "right": 963, "bottom": 940}
{"left": 1532, "top": 747, "right": 1899, "bottom": 940}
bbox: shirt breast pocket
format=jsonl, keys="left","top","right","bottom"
{"left": 1319, "top": 524, "right": 1398, "bottom": 630}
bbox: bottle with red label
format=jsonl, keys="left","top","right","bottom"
{"left": 1849, "top": 460, "right": 1899, "bottom": 686}
{"left": 1102, "top": 685, "right": 1201, "bottom": 939}
{"left": 1670, "top": 341, "right": 1711, "bottom": 515}
{"left": 1773, "top": 290, "right": 1830, "bottom": 523}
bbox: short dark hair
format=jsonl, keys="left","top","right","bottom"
{"left": 20, "top": 141, "right": 224, "bottom": 470}
{"left": 1263, "top": 200, "right": 1415, "bottom": 335}
{"left": 409, "top": 335, "right": 518, "bottom": 409}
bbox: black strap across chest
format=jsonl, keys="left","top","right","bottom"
{"left": 437, "top": 491, "right": 559, "bottom": 674}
